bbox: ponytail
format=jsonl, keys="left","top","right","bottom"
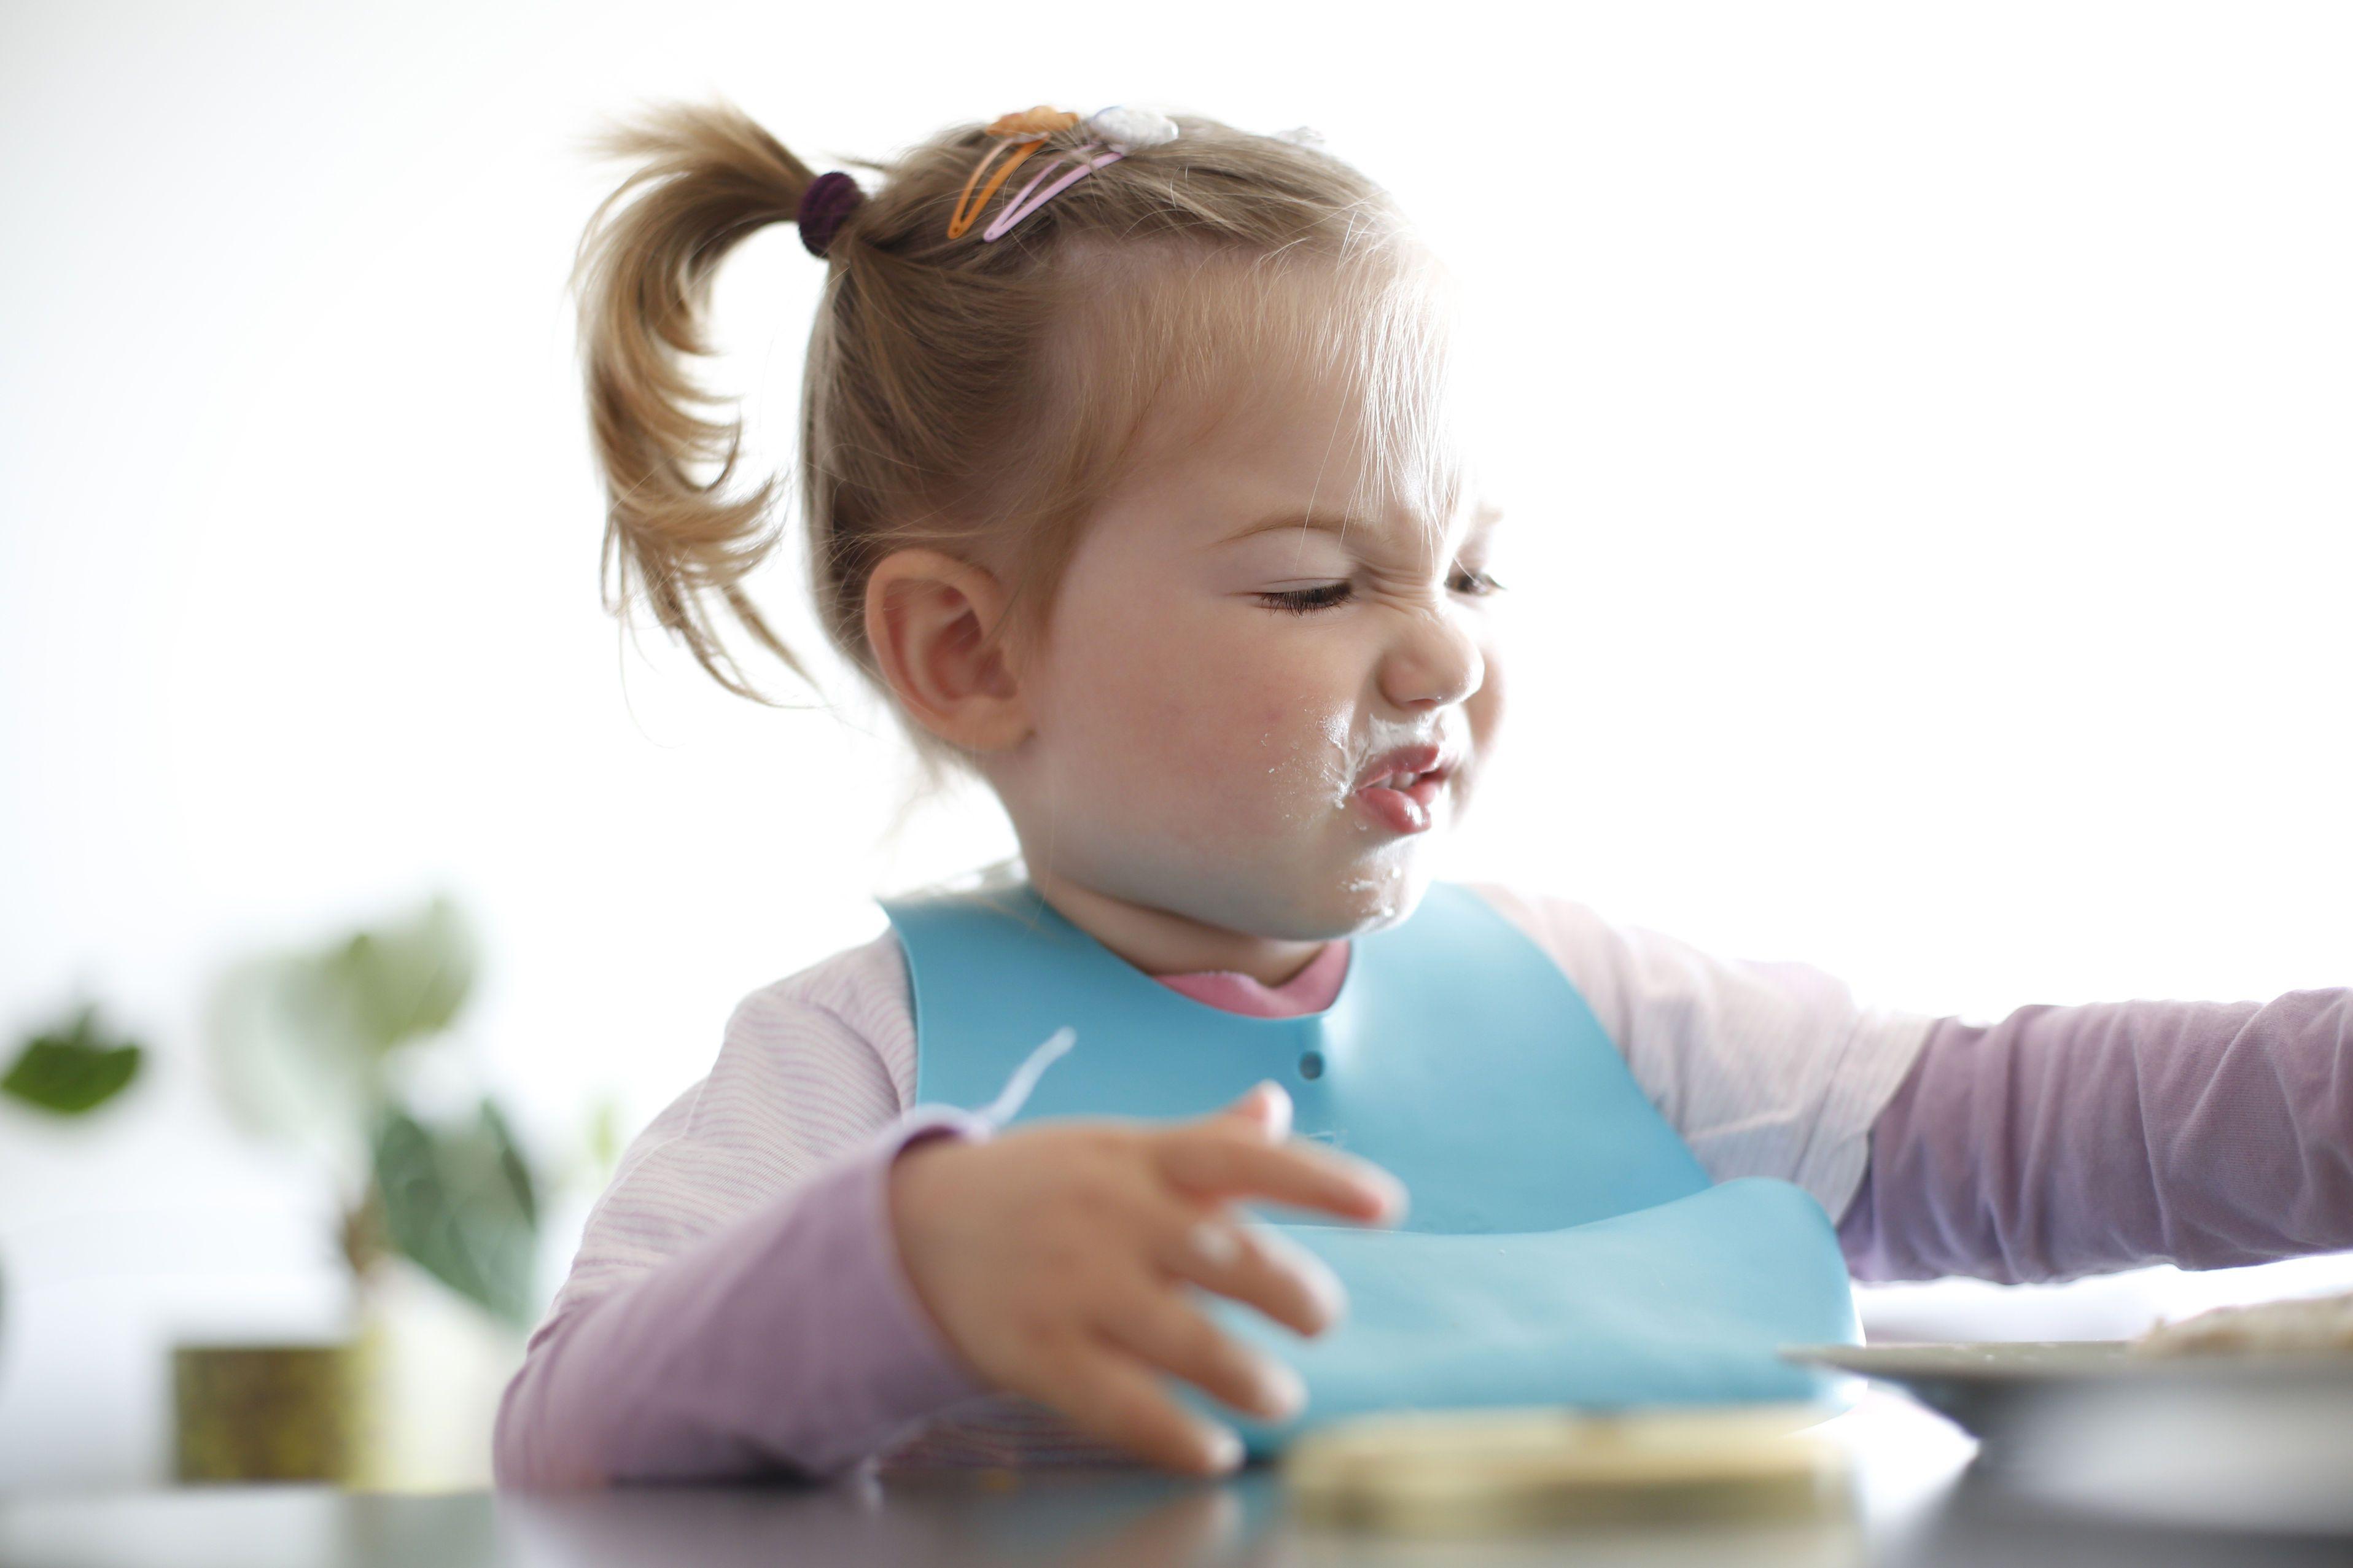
{"left": 570, "top": 101, "right": 820, "bottom": 701}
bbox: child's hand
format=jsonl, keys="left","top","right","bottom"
{"left": 887, "top": 1081, "right": 1405, "bottom": 1476}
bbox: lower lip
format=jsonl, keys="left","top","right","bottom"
{"left": 1353, "top": 774, "right": 1443, "bottom": 834}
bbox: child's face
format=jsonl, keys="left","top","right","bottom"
{"left": 997, "top": 351, "right": 1504, "bottom": 947}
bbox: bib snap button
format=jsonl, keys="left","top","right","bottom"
{"left": 1298, "top": 1050, "right": 1324, "bottom": 1081}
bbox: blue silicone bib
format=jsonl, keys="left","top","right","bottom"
{"left": 880, "top": 878, "right": 1857, "bottom": 1451}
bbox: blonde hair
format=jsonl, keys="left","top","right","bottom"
{"left": 570, "top": 99, "right": 1458, "bottom": 798}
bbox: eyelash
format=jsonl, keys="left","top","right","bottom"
{"left": 1259, "top": 583, "right": 1352, "bottom": 615}
{"left": 1258, "top": 569, "right": 1507, "bottom": 616}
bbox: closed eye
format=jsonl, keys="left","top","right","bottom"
{"left": 1258, "top": 581, "right": 1353, "bottom": 615}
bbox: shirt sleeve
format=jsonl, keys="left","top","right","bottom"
{"left": 1462, "top": 882, "right": 1938, "bottom": 1224}
{"left": 493, "top": 931, "right": 992, "bottom": 1486}
{"left": 1837, "top": 991, "right": 2353, "bottom": 1284}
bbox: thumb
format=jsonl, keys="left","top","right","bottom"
{"left": 1218, "top": 1079, "right": 1293, "bottom": 1142}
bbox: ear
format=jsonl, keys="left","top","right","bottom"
{"left": 862, "top": 548, "right": 1033, "bottom": 754}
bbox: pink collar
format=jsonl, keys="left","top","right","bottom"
{"left": 1152, "top": 939, "right": 1351, "bottom": 1019}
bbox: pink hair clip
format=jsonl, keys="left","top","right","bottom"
{"left": 979, "top": 106, "right": 1179, "bottom": 243}
{"left": 981, "top": 143, "right": 1122, "bottom": 241}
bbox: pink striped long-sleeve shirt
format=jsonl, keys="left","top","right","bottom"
{"left": 492, "top": 880, "right": 2353, "bottom": 1487}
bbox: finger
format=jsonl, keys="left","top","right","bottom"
{"left": 1099, "top": 1284, "right": 1305, "bottom": 1422}
{"left": 1153, "top": 1127, "right": 1407, "bottom": 1224}
{"left": 1213, "top": 1081, "right": 1292, "bottom": 1141}
{"left": 1025, "top": 1337, "right": 1246, "bottom": 1477}
{"left": 1157, "top": 1213, "right": 1347, "bottom": 1338}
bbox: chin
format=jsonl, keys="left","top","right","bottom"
{"left": 1320, "top": 858, "right": 1432, "bottom": 936}
{"left": 1146, "top": 834, "right": 1440, "bottom": 941}
{"left": 1192, "top": 866, "right": 1420, "bottom": 944}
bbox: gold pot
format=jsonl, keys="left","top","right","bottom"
{"left": 171, "top": 1341, "right": 370, "bottom": 1484}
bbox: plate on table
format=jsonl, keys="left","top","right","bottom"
{"left": 1781, "top": 1341, "right": 2353, "bottom": 1534}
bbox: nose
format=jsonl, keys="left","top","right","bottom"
{"left": 1378, "top": 601, "right": 1485, "bottom": 713}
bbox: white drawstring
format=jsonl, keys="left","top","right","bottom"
{"left": 973, "top": 1025, "right": 1078, "bottom": 1129}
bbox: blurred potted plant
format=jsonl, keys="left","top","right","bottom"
{"left": 1, "top": 1004, "right": 146, "bottom": 1373}
{"left": 193, "top": 895, "right": 541, "bottom": 1486}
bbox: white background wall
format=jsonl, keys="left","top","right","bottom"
{"left": 3, "top": 1, "right": 2348, "bottom": 1491}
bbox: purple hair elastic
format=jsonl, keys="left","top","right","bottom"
{"left": 981, "top": 143, "right": 1124, "bottom": 242}
{"left": 797, "top": 171, "right": 865, "bottom": 258}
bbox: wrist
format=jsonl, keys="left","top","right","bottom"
{"left": 885, "top": 1128, "right": 978, "bottom": 1355}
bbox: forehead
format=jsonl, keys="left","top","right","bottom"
{"left": 1092, "top": 258, "right": 1472, "bottom": 549}
{"left": 1097, "top": 382, "right": 1480, "bottom": 569}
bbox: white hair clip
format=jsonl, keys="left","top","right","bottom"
{"left": 1274, "top": 125, "right": 1326, "bottom": 147}
{"left": 1086, "top": 106, "right": 1181, "bottom": 153}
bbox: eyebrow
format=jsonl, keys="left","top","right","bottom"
{"left": 1213, "top": 511, "right": 1358, "bottom": 546}
{"left": 1212, "top": 502, "right": 1504, "bottom": 549}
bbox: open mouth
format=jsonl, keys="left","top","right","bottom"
{"left": 1351, "top": 745, "right": 1453, "bottom": 834}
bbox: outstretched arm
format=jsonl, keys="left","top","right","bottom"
{"left": 1838, "top": 990, "right": 2353, "bottom": 1284}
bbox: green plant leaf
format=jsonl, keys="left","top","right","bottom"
{"left": 371, "top": 1098, "right": 540, "bottom": 1328}
{"left": 2, "top": 1004, "right": 144, "bottom": 1116}
{"left": 204, "top": 895, "right": 479, "bottom": 1175}
{"left": 205, "top": 953, "right": 373, "bottom": 1180}
{"left": 324, "top": 896, "right": 476, "bottom": 1058}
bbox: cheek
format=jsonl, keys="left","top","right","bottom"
{"left": 1147, "top": 669, "right": 1337, "bottom": 805}
{"left": 1226, "top": 650, "right": 1357, "bottom": 820}
{"left": 1469, "top": 644, "right": 1506, "bottom": 747}
{"left": 1052, "top": 605, "right": 1258, "bottom": 791}
{"left": 1079, "top": 618, "right": 1351, "bottom": 810}
{"left": 1455, "top": 639, "right": 1506, "bottom": 810}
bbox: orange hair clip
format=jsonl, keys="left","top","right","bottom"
{"left": 946, "top": 106, "right": 1083, "bottom": 240}
{"left": 987, "top": 106, "right": 1081, "bottom": 138}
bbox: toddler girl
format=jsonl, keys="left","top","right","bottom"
{"left": 494, "top": 99, "right": 2352, "bottom": 1488}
